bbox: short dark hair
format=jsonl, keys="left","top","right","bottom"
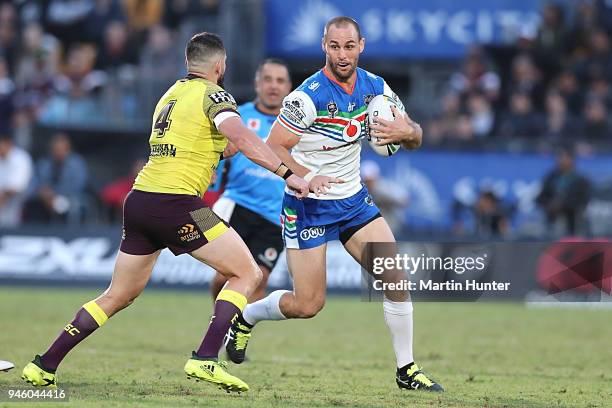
{"left": 185, "top": 32, "right": 225, "bottom": 65}
{"left": 324, "top": 16, "right": 362, "bottom": 39}
{"left": 255, "top": 58, "right": 290, "bottom": 77}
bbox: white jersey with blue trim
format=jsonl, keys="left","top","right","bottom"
{"left": 277, "top": 67, "right": 405, "bottom": 200}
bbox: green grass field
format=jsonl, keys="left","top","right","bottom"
{"left": 0, "top": 287, "right": 611, "bottom": 408}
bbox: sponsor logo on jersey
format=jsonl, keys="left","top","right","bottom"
{"left": 308, "top": 81, "right": 320, "bottom": 91}
{"left": 342, "top": 119, "right": 362, "bottom": 142}
{"left": 283, "top": 98, "right": 306, "bottom": 123}
{"left": 247, "top": 118, "right": 260, "bottom": 131}
{"left": 300, "top": 227, "right": 326, "bottom": 241}
{"left": 209, "top": 91, "right": 236, "bottom": 105}
{"left": 150, "top": 144, "right": 177, "bottom": 157}
{"left": 327, "top": 101, "right": 338, "bottom": 118}
{"left": 363, "top": 94, "right": 375, "bottom": 105}
{"left": 347, "top": 102, "right": 356, "bottom": 112}
{"left": 178, "top": 223, "right": 201, "bottom": 242}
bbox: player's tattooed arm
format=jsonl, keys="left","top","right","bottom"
{"left": 369, "top": 106, "right": 422, "bottom": 150}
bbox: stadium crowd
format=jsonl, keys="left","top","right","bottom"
{"left": 0, "top": 0, "right": 606, "bottom": 236}
{"left": 426, "top": 1, "right": 612, "bottom": 152}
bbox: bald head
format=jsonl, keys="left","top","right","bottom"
{"left": 323, "top": 16, "right": 362, "bottom": 40}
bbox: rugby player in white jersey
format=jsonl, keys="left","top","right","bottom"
{"left": 225, "top": 17, "right": 443, "bottom": 391}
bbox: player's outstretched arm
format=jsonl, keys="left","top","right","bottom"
{"left": 218, "top": 116, "right": 309, "bottom": 197}
{"left": 267, "top": 122, "right": 344, "bottom": 196}
{"left": 266, "top": 121, "right": 310, "bottom": 177}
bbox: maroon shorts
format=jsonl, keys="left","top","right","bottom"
{"left": 120, "top": 190, "right": 229, "bottom": 256}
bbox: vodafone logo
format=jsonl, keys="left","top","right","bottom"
{"left": 342, "top": 119, "right": 362, "bottom": 142}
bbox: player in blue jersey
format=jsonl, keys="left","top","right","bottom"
{"left": 211, "top": 59, "right": 293, "bottom": 301}
{"left": 225, "top": 17, "right": 444, "bottom": 392}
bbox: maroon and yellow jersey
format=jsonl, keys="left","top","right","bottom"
{"left": 134, "top": 75, "right": 238, "bottom": 196}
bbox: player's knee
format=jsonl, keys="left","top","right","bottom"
{"left": 249, "top": 264, "right": 263, "bottom": 287}
{"left": 102, "top": 291, "right": 139, "bottom": 311}
{"left": 295, "top": 296, "right": 325, "bottom": 318}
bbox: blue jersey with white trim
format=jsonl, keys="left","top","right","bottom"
{"left": 222, "top": 102, "right": 284, "bottom": 225}
{"left": 277, "top": 67, "right": 404, "bottom": 200}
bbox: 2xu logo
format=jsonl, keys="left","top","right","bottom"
{"left": 300, "top": 227, "right": 325, "bottom": 241}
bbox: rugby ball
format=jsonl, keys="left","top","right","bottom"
{"left": 367, "top": 94, "right": 401, "bottom": 157}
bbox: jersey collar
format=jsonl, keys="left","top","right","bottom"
{"left": 322, "top": 67, "right": 357, "bottom": 95}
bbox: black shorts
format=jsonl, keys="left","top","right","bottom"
{"left": 120, "top": 190, "right": 229, "bottom": 256}
{"left": 213, "top": 197, "right": 283, "bottom": 271}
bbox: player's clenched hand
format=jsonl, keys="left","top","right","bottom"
{"left": 286, "top": 174, "right": 310, "bottom": 199}
{"left": 222, "top": 141, "right": 239, "bottom": 159}
{"left": 309, "top": 175, "right": 345, "bottom": 197}
{"left": 370, "top": 106, "right": 422, "bottom": 149}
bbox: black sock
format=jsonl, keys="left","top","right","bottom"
{"left": 237, "top": 314, "right": 253, "bottom": 329}
{"left": 397, "top": 361, "right": 415, "bottom": 375}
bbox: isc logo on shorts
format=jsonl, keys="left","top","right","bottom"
{"left": 299, "top": 227, "right": 325, "bottom": 241}
{"left": 178, "top": 223, "right": 201, "bottom": 242}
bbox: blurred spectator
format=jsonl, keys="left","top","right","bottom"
{"left": 0, "top": 133, "right": 33, "bottom": 228}
{"left": 534, "top": 3, "right": 569, "bottom": 77}
{"left": 86, "top": 0, "right": 125, "bottom": 44}
{"left": 426, "top": 93, "right": 461, "bottom": 145}
{"left": 0, "top": 2, "right": 18, "bottom": 73}
{"left": 164, "top": 0, "right": 220, "bottom": 30}
{"left": 39, "top": 44, "right": 106, "bottom": 125}
{"left": 474, "top": 191, "right": 510, "bottom": 237}
{"left": 25, "top": 133, "right": 89, "bottom": 224}
{"left": 100, "top": 157, "right": 145, "bottom": 221}
{"left": 361, "top": 160, "right": 408, "bottom": 235}
{"left": 139, "top": 24, "right": 180, "bottom": 100}
{"left": 166, "top": 0, "right": 220, "bottom": 42}
{"left": 553, "top": 69, "right": 584, "bottom": 114}
{"left": 544, "top": 91, "right": 579, "bottom": 140}
{"left": 139, "top": 24, "right": 180, "bottom": 79}
{"left": 498, "top": 91, "right": 544, "bottom": 138}
{"left": 580, "top": 98, "right": 611, "bottom": 140}
{"left": 584, "top": 74, "right": 612, "bottom": 107}
{"left": 448, "top": 53, "right": 500, "bottom": 103}
{"left": 571, "top": 0, "right": 598, "bottom": 52}
{"left": 14, "top": 23, "right": 61, "bottom": 87}
{"left": 46, "top": 0, "right": 96, "bottom": 46}
{"left": 122, "top": 0, "right": 163, "bottom": 39}
{"left": 0, "top": 57, "right": 15, "bottom": 134}
{"left": 575, "top": 29, "right": 612, "bottom": 82}
{"left": 454, "top": 114, "right": 476, "bottom": 141}
{"left": 96, "top": 20, "right": 138, "bottom": 71}
{"left": 453, "top": 190, "right": 510, "bottom": 237}
{"left": 536, "top": 146, "right": 591, "bottom": 236}
{"left": 466, "top": 93, "right": 494, "bottom": 138}
{"left": 509, "top": 54, "right": 545, "bottom": 109}
{"left": 12, "top": 24, "right": 58, "bottom": 146}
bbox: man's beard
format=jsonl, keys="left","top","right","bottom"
{"left": 331, "top": 62, "right": 356, "bottom": 81}
{"left": 217, "top": 73, "right": 225, "bottom": 88}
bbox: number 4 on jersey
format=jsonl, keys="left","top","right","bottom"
{"left": 153, "top": 100, "right": 177, "bottom": 137}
